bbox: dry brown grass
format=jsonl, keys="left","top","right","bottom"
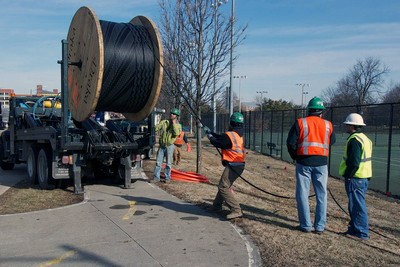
{"left": 144, "top": 139, "right": 400, "bottom": 266}
{"left": 0, "top": 179, "right": 83, "bottom": 214}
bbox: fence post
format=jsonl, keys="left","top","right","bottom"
{"left": 280, "top": 110, "right": 284, "bottom": 159}
{"left": 386, "top": 104, "right": 394, "bottom": 195}
{"left": 261, "top": 109, "right": 264, "bottom": 153}
{"left": 328, "top": 107, "right": 334, "bottom": 176}
{"left": 269, "top": 111, "right": 274, "bottom": 155}
{"left": 252, "top": 111, "right": 256, "bottom": 150}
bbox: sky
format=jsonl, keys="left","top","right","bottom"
{"left": 1, "top": 0, "right": 400, "bottom": 106}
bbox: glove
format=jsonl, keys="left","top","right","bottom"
{"left": 203, "top": 126, "right": 211, "bottom": 135}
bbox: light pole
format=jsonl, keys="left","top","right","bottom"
{"left": 211, "top": 0, "right": 227, "bottom": 132}
{"left": 256, "top": 90, "right": 268, "bottom": 112}
{"left": 229, "top": 0, "right": 235, "bottom": 116}
{"left": 296, "top": 83, "right": 310, "bottom": 108}
{"left": 233, "top": 75, "right": 246, "bottom": 112}
{"left": 296, "top": 83, "right": 310, "bottom": 116}
{"left": 257, "top": 90, "right": 267, "bottom": 153}
{"left": 303, "top": 91, "right": 309, "bottom": 107}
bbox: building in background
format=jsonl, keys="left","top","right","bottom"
{"left": 36, "top": 84, "right": 59, "bottom": 95}
{"left": 0, "top": 88, "right": 14, "bottom": 110}
{"left": 0, "top": 88, "right": 14, "bottom": 128}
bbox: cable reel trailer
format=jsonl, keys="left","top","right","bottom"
{"left": 0, "top": 6, "right": 163, "bottom": 193}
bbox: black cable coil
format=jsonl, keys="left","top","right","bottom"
{"left": 96, "top": 20, "right": 155, "bottom": 114}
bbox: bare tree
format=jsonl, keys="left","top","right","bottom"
{"left": 382, "top": 82, "right": 400, "bottom": 103}
{"left": 158, "top": 0, "right": 246, "bottom": 173}
{"left": 322, "top": 57, "right": 389, "bottom": 107}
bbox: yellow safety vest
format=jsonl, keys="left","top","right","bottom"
{"left": 339, "top": 133, "right": 372, "bottom": 178}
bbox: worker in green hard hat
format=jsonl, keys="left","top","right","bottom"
{"left": 152, "top": 108, "right": 182, "bottom": 183}
{"left": 203, "top": 112, "right": 246, "bottom": 220}
{"left": 286, "top": 97, "right": 336, "bottom": 234}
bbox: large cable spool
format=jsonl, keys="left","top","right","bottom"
{"left": 67, "top": 6, "right": 163, "bottom": 122}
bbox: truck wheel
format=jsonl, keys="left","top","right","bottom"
{"left": 37, "top": 148, "right": 52, "bottom": 189}
{"left": 0, "top": 143, "right": 14, "bottom": 170}
{"left": 27, "top": 145, "right": 38, "bottom": 184}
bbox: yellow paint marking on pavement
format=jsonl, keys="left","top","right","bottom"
{"left": 38, "top": 250, "right": 76, "bottom": 266}
{"left": 122, "top": 200, "right": 136, "bottom": 220}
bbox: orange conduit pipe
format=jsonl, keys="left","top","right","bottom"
{"left": 160, "top": 164, "right": 209, "bottom": 183}
{"left": 171, "top": 168, "right": 209, "bottom": 183}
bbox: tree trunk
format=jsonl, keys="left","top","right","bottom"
{"left": 196, "top": 108, "right": 202, "bottom": 173}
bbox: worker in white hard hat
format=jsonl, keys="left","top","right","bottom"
{"left": 339, "top": 113, "right": 372, "bottom": 241}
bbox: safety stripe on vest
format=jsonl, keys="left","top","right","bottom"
{"left": 227, "top": 132, "right": 245, "bottom": 154}
{"left": 342, "top": 135, "right": 372, "bottom": 162}
{"left": 298, "top": 118, "right": 330, "bottom": 155}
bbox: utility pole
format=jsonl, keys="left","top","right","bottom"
{"left": 211, "top": 0, "right": 227, "bottom": 131}
{"left": 229, "top": 0, "right": 235, "bottom": 116}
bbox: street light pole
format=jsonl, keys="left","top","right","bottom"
{"left": 256, "top": 90, "right": 267, "bottom": 154}
{"left": 296, "top": 83, "right": 310, "bottom": 108}
{"left": 233, "top": 75, "right": 246, "bottom": 113}
{"left": 303, "top": 91, "right": 309, "bottom": 107}
{"left": 229, "top": 0, "right": 235, "bottom": 116}
{"left": 211, "top": 0, "right": 227, "bottom": 132}
{"left": 256, "top": 90, "right": 268, "bottom": 112}
{"left": 296, "top": 83, "right": 310, "bottom": 116}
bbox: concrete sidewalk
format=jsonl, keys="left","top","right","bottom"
{"left": 0, "top": 170, "right": 261, "bottom": 266}
{"left": 0, "top": 164, "right": 26, "bottom": 195}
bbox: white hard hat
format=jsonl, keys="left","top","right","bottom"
{"left": 343, "top": 113, "right": 366, "bottom": 126}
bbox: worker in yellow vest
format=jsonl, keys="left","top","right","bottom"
{"left": 152, "top": 108, "right": 181, "bottom": 183}
{"left": 339, "top": 113, "right": 372, "bottom": 241}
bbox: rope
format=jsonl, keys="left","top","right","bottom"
{"left": 96, "top": 20, "right": 155, "bottom": 114}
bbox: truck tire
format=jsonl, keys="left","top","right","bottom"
{"left": 0, "top": 143, "right": 14, "bottom": 170}
{"left": 27, "top": 145, "right": 38, "bottom": 184}
{"left": 37, "top": 148, "right": 52, "bottom": 189}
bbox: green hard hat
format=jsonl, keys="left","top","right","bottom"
{"left": 170, "top": 108, "right": 180, "bottom": 116}
{"left": 230, "top": 112, "right": 244, "bottom": 124}
{"left": 307, "top": 97, "right": 325, "bottom": 110}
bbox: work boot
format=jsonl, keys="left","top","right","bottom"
{"left": 226, "top": 211, "right": 243, "bottom": 220}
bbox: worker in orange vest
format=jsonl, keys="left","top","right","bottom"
{"left": 286, "top": 97, "right": 336, "bottom": 234}
{"left": 173, "top": 126, "right": 190, "bottom": 165}
{"left": 204, "top": 112, "right": 245, "bottom": 220}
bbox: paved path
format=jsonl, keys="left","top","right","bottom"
{"left": 0, "top": 166, "right": 261, "bottom": 266}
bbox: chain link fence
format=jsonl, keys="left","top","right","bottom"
{"left": 203, "top": 103, "right": 400, "bottom": 198}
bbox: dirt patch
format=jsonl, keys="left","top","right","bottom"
{"left": 144, "top": 140, "right": 400, "bottom": 266}
{"left": 0, "top": 179, "right": 83, "bottom": 214}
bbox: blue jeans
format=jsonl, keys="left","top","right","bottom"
{"left": 345, "top": 178, "right": 369, "bottom": 239}
{"left": 295, "top": 163, "right": 328, "bottom": 232}
{"left": 153, "top": 144, "right": 175, "bottom": 181}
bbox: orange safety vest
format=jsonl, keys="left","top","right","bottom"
{"left": 296, "top": 116, "right": 332, "bottom": 156}
{"left": 222, "top": 131, "right": 245, "bottom": 163}
{"left": 174, "top": 131, "right": 185, "bottom": 145}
